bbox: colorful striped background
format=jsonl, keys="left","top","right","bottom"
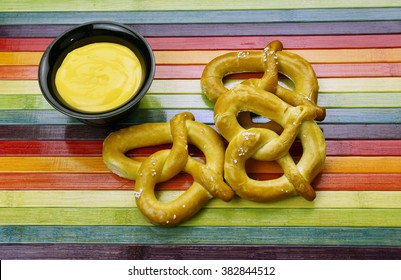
{"left": 0, "top": 0, "right": 401, "bottom": 259}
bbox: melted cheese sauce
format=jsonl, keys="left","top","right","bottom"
{"left": 55, "top": 42, "right": 142, "bottom": 113}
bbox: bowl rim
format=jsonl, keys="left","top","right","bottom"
{"left": 38, "top": 21, "right": 155, "bottom": 120}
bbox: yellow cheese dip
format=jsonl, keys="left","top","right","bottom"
{"left": 55, "top": 42, "right": 142, "bottom": 113}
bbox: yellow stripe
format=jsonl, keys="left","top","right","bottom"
{"left": 2, "top": 49, "right": 401, "bottom": 65}
{"left": 1, "top": 207, "right": 400, "bottom": 227}
{"left": 317, "top": 77, "right": 401, "bottom": 92}
{"left": 0, "top": 156, "right": 400, "bottom": 173}
{"left": 0, "top": 80, "right": 41, "bottom": 95}
{"left": 2, "top": 0, "right": 398, "bottom": 12}
{"left": 155, "top": 49, "right": 401, "bottom": 64}
{"left": 2, "top": 78, "right": 401, "bottom": 95}
{"left": 1, "top": 190, "right": 401, "bottom": 209}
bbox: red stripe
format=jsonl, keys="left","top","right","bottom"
{"left": 1, "top": 172, "right": 400, "bottom": 191}
{"left": 2, "top": 63, "right": 399, "bottom": 80}
{"left": 0, "top": 173, "right": 191, "bottom": 191}
{"left": 313, "top": 173, "right": 401, "bottom": 191}
{"left": 325, "top": 140, "right": 401, "bottom": 156}
{"left": 0, "top": 141, "right": 202, "bottom": 156}
{"left": 0, "top": 66, "right": 38, "bottom": 80}
{"left": 1, "top": 124, "right": 399, "bottom": 140}
{"left": 154, "top": 64, "right": 401, "bottom": 79}
{"left": 1, "top": 140, "right": 400, "bottom": 156}
{"left": 2, "top": 34, "right": 401, "bottom": 51}
{"left": 0, "top": 38, "right": 54, "bottom": 52}
{"left": 149, "top": 34, "right": 401, "bottom": 50}
{"left": 0, "top": 140, "right": 103, "bottom": 156}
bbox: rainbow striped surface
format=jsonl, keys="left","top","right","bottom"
{"left": 1, "top": 0, "right": 401, "bottom": 259}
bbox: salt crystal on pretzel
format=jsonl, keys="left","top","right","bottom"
{"left": 201, "top": 40, "right": 326, "bottom": 202}
{"left": 103, "top": 112, "right": 234, "bottom": 226}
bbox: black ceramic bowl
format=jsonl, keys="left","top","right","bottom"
{"left": 38, "top": 21, "right": 155, "bottom": 126}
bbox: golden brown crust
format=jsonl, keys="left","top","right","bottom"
{"left": 103, "top": 123, "right": 171, "bottom": 180}
{"left": 201, "top": 40, "right": 326, "bottom": 202}
{"left": 103, "top": 112, "right": 234, "bottom": 226}
{"left": 201, "top": 41, "right": 326, "bottom": 121}
{"left": 102, "top": 40, "right": 326, "bottom": 225}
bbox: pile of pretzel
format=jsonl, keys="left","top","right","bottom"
{"left": 103, "top": 40, "right": 326, "bottom": 227}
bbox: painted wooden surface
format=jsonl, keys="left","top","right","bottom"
{"left": 0, "top": 0, "right": 401, "bottom": 259}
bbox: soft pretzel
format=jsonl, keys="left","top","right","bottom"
{"left": 201, "top": 40, "right": 326, "bottom": 122}
{"left": 103, "top": 112, "right": 234, "bottom": 226}
{"left": 215, "top": 85, "right": 325, "bottom": 201}
{"left": 201, "top": 40, "right": 326, "bottom": 202}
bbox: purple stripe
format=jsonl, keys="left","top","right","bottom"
{"left": 0, "top": 124, "right": 400, "bottom": 140}
{"left": 0, "top": 244, "right": 400, "bottom": 260}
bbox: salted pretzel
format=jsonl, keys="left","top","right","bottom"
{"left": 201, "top": 41, "right": 326, "bottom": 202}
{"left": 103, "top": 112, "right": 234, "bottom": 226}
{"left": 201, "top": 40, "right": 326, "bottom": 123}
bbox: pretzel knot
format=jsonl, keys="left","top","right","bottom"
{"left": 201, "top": 40, "right": 326, "bottom": 202}
{"left": 103, "top": 112, "right": 234, "bottom": 226}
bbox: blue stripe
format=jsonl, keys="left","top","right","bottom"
{"left": 1, "top": 109, "right": 400, "bottom": 125}
{"left": 1, "top": 226, "right": 400, "bottom": 246}
{"left": 2, "top": 21, "right": 400, "bottom": 37}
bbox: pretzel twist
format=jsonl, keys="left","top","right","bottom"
{"left": 201, "top": 40, "right": 326, "bottom": 123}
{"left": 103, "top": 112, "right": 234, "bottom": 226}
{"left": 201, "top": 41, "right": 326, "bottom": 202}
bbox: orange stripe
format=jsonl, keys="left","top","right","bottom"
{"left": 1, "top": 172, "right": 400, "bottom": 191}
{"left": 1, "top": 156, "right": 400, "bottom": 173}
{"left": 247, "top": 156, "right": 401, "bottom": 173}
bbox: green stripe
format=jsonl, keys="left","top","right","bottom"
{"left": 1, "top": 208, "right": 401, "bottom": 227}
{"left": 1, "top": 93, "right": 401, "bottom": 110}
{"left": 3, "top": 79, "right": 401, "bottom": 95}
{"left": 2, "top": 0, "right": 399, "bottom": 12}
{"left": 0, "top": 94, "right": 213, "bottom": 110}
{"left": 1, "top": 108, "right": 401, "bottom": 125}
{"left": 0, "top": 225, "right": 400, "bottom": 246}
{"left": 1, "top": 9, "right": 400, "bottom": 24}
{"left": 2, "top": 191, "right": 401, "bottom": 209}
{"left": 318, "top": 93, "right": 401, "bottom": 108}
{"left": 0, "top": 95, "right": 53, "bottom": 110}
